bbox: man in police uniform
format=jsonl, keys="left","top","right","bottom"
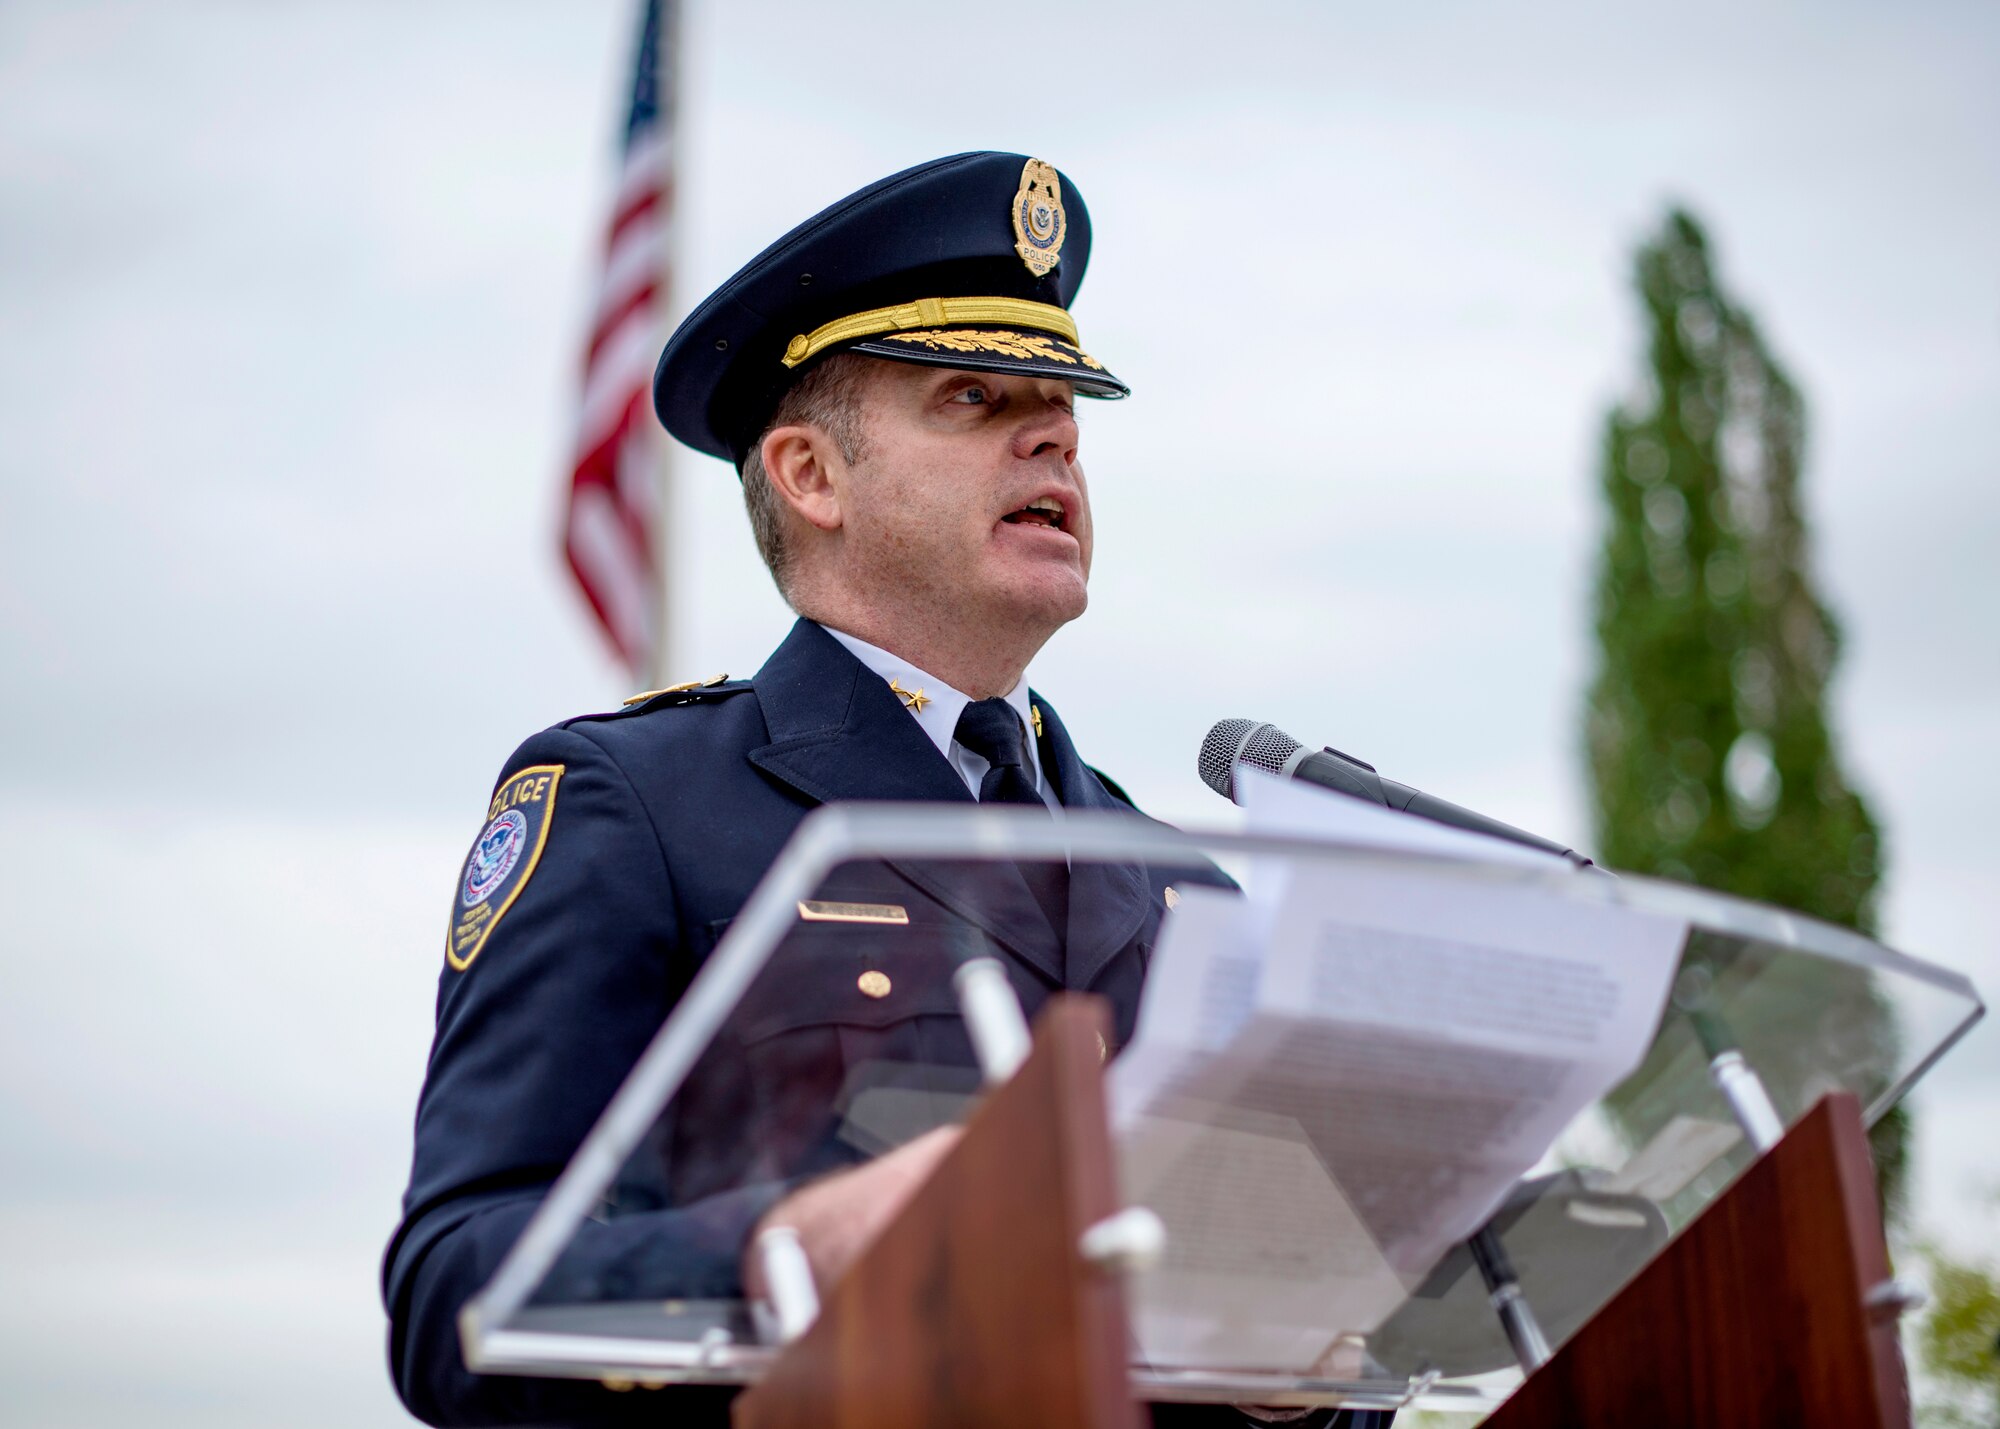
{"left": 385, "top": 152, "right": 1384, "bottom": 1428}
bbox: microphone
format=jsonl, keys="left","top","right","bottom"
{"left": 1199, "top": 718, "right": 1593, "bottom": 868}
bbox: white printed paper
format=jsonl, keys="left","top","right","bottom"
{"left": 1110, "top": 772, "right": 1686, "bottom": 1372}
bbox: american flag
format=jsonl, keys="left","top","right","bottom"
{"left": 563, "top": 0, "right": 677, "bottom": 677}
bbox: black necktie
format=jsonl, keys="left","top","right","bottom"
{"left": 954, "top": 698, "right": 1068, "bottom": 938}
{"left": 955, "top": 699, "right": 1045, "bottom": 810}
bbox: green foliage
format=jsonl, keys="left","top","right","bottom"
{"left": 1584, "top": 210, "right": 1904, "bottom": 1202}
{"left": 1586, "top": 210, "right": 1881, "bottom": 917}
{"left": 1914, "top": 1235, "right": 2000, "bottom": 1428}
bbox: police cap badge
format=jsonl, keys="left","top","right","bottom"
{"left": 652, "top": 152, "right": 1128, "bottom": 466}
{"left": 1011, "top": 159, "right": 1066, "bottom": 277}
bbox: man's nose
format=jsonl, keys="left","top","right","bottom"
{"left": 1013, "top": 396, "right": 1080, "bottom": 466}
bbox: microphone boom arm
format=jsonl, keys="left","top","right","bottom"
{"left": 1202, "top": 718, "right": 1598, "bottom": 871}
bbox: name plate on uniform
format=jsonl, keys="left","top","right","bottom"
{"left": 796, "top": 900, "right": 909, "bottom": 925}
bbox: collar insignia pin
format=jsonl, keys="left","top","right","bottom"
{"left": 889, "top": 677, "right": 931, "bottom": 714}
{"left": 1011, "top": 159, "right": 1067, "bottom": 278}
{"left": 1030, "top": 704, "right": 1044, "bottom": 737}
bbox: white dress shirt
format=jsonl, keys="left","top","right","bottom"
{"left": 821, "top": 624, "right": 1059, "bottom": 811}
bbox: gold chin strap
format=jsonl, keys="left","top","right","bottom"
{"left": 782, "top": 296, "right": 1080, "bottom": 369}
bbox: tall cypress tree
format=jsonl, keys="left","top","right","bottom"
{"left": 1585, "top": 209, "right": 1902, "bottom": 1201}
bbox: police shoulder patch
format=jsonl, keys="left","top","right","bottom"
{"left": 447, "top": 764, "right": 563, "bottom": 971}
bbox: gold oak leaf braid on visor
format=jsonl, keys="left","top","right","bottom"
{"left": 780, "top": 296, "right": 1084, "bottom": 369}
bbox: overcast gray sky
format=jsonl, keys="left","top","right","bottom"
{"left": 2, "top": 2, "right": 1994, "bottom": 1423}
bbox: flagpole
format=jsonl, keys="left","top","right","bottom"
{"left": 645, "top": 0, "right": 683, "bottom": 687}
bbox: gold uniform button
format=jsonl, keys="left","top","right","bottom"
{"left": 857, "top": 970, "right": 892, "bottom": 999}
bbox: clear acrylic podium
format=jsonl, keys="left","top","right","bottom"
{"left": 454, "top": 804, "right": 1984, "bottom": 1422}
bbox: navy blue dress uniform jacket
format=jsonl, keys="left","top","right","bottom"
{"left": 384, "top": 619, "right": 1379, "bottom": 1428}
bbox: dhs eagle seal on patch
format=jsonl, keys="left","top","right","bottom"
{"left": 447, "top": 764, "right": 563, "bottom": 971}
{"left": 1010, "top": 158, "right": 1066, "bottom": 278}
{"left": 464, "top": 810, "right": 527, "bottom": 904}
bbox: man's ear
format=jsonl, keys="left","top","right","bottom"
{"left": 760, "top": 424, "right": 845, "bottom": 533}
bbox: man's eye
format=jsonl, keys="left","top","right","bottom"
{"left": 948, "top": 386, "right": 989, "bottom": 405}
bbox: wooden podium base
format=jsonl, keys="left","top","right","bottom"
{"left": 737, "top": 1012, "right": 1908, "bottom": 1429}
{"left": 1486, "top": 1092, "right": 1909, "bottom": 1429}
{"left": 734, "top": 998, "right": 1140, "bottom": 1429}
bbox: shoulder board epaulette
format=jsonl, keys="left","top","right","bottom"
{"left": 569, "top": 674, "right": 753, "bottom": 724}
{"left": 1087, "top": 764, "right": 1141, "bottom": 811}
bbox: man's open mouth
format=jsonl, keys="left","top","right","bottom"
{"left": 1001, "top": 495, "right": 1067, "bottom": 531}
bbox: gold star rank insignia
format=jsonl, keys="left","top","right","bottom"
{"left": 888, "top": 677, "right": 930, "bottom": 714}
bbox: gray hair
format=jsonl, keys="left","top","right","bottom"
{"left": 739, "top": 354, "right": 869, "bottom": 602}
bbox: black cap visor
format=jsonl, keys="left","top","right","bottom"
{"left": 845, "top": 325, "right": 1129, "bottom": 399}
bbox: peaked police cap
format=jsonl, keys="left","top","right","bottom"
{"left": 651, "top": 151, "right": 1129, "bottom": 466}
